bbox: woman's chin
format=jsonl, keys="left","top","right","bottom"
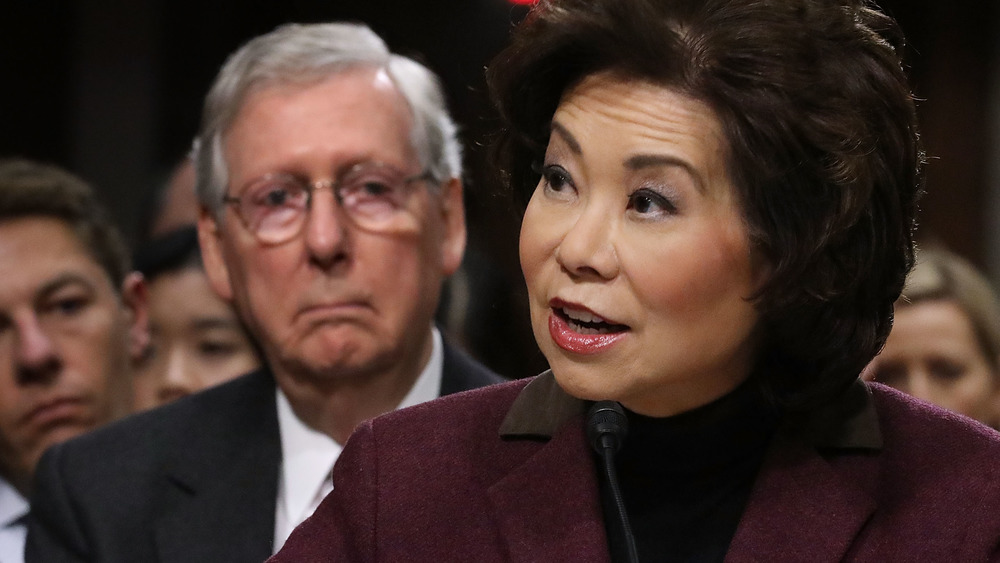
{"left": 550, "top": 366, "right": 621, "bottom": 403}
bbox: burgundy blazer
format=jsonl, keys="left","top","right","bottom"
{"left": 270, "top": 372, "right": 1000, "bottom": 562}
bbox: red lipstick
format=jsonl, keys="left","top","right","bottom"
{"left": 547, "top": 304, "right": 627, "bottom": 355}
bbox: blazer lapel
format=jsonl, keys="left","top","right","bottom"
{"left": 487, "top": 417, "right": 612, "bottom": 563}
{"left": 152, "top": 369, "right": 283, "bottom": 563}
{"left": 725, "top": 432, "right": 877, "bottom": 563}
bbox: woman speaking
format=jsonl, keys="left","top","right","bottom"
{"left": 271, "top": 0, "right": 1000, "bottom": 560}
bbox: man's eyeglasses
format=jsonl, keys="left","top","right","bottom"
{"left": 221, "top": 162, "right": 435, "bottom": 245}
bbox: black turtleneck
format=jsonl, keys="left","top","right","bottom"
{"left": 595, "top": 381, "right": 780, "bottom": 562}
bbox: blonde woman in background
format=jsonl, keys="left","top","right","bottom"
{"left": 865, "top": 247, "right": 1000, "bottom": 428}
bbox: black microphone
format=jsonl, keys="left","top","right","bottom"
{"left": 587, "top": 401, "right": 639, "bottom": 563}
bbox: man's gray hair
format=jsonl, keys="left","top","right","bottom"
{"left": 192, "top": 22, "right": 463, "bottom": 214}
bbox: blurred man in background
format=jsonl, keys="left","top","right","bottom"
{"left": 27, "top": 22, "right": 502, "bottom": 562}
{"left": 0, "top": 158, "right": 148, "bottom": 563}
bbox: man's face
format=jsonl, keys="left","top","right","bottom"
{"left": 199, "top": 67, "right": 465, "bottom": 389}
{"left": 0, "top": 217, "right": 146, "bottom": 493}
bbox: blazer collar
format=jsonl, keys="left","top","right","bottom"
{"left": 154, "top": 368, "right": 282, "bottom": 563}
{"left": 500, "top": 371, "right": 882, "bottom": 450}
{"left": 498, "top": 372, "right": 883, "bottom": 562}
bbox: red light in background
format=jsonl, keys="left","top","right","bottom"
{"left": 508, "top": 0, "right": 538, "bottom": 4}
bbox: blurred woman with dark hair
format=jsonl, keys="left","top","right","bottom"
{"left": 271, "top": 0, "right": 1000, "bottom": 560}
{"left": 131, "top": 226, "right": 261, "bottom": 411}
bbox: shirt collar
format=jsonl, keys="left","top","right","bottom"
{"left": 0, "top": 476, "right": 28, "bottom": 528}
{"left": 276, "top": 325, "right": 445, "bottom": 525}
{"left": 499, "top": 371, "right": 882, "bottom": 450}
{"left": 276, "top": 387, "right": 342, "bottom": 530}
{"left": 397, "top": 326, "right": 444, "bottom": 410}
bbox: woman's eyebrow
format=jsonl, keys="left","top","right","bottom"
{"left": 550, "top": 121, "right": 583, "bottom": 155}
{"left": 625, "top": 154, "right": 705, "bottom": 193}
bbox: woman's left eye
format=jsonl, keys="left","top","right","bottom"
{"left": 627, "top": 188, "right": 676, "bottom": 216}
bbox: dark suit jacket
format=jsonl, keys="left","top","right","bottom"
{"left": 26, "top": 342, "right": 502, "bottom": 563}
{"left": 270, "top": 372, "right": 1000, "bottom": 562}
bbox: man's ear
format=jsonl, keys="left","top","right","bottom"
{"left": 198, "top": 207, "right": 234, "bottom": 302}
{"left": 438, "top": 177, "right": 466, "bottom": 277}
{"left": 120, "top": 272, "right": 150, "bottom": 362}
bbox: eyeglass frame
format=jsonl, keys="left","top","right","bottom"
{"left": 219, "top": 161, "right": 438, "bottom": 244}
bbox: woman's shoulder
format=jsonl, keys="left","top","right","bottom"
{"left": 866, "top": 382, "right": 1000, "bottom": 507}
{"left": 869, "top": 381, "right": 1000, "bottom": 455}
{"left": 860, "top": 383, "right": 1000, "bottom": 556}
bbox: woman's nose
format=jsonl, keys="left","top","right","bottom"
{"left": 555, "top": 204, "right": 619, "bottom": 280}
{"left": 903, "top": 370, "right": 936, "bottom": 402}
{"left": 157, "top": 346, "right": 199, "bottom": 405}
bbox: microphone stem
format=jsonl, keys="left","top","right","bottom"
{"left": 602, "top": 444, "right": 640, "bottom": 563}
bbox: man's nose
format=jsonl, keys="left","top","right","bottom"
{"left": 303, "top": 190, "right": 351, "bottom": 268}
{"left": 14, "top": 313, "right": 61, "bottom": 384}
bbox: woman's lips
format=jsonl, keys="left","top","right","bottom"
{"left": 547, "top": 304, "right": 628, "bottom": 355}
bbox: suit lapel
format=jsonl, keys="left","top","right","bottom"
{"left": 725, "top": 432, "right": 876, "bottom": 563}
{"left": 153, "top": 369, "right": 282, "bottom": 563}
{"left": 487, "top": 416, "right": 612, "bottom": 563}
{"left": 440, "top": 338, "right": 503, "bottom": 396}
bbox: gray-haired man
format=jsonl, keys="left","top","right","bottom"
{"left": 27, "top": 22, "right": 502, "bottom": 562}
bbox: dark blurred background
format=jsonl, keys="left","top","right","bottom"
{"left": 1, "top": 0, "right": 997, "bottom": 379}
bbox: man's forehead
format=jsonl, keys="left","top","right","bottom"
{"left": 371, "top": 67, "right": 395, "bottom": 91}
{"left": 0, "top": 218, "right": 114, "bottom": 307}
{"left": 237, "top": 65, "right": 404, "bottom": 119}
{"left": 221, "top": 68, "right": 417, "bottom": 178}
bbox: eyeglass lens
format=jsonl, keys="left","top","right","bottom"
{"left": 231, "top": 163, "right": 425, "bottom": 243}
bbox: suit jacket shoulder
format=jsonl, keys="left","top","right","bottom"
{"left": 439, "top": 338, "right": 505, "bottom": 396}
{"left": 27, "top": 369, "right": 282, "bottom": 563}
{"left": 28, "top": 344, "right": 503, "bottom": 563}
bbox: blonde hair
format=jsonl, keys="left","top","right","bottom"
{"left": 898, "top": 248, "right": 1000, "bottom": 369}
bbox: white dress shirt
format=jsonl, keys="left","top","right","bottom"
{"left": 0, "top": 477, "right": 28, "bottom": 563}
{"left": 272, "top": 326, "right": 445, "bottom": 552}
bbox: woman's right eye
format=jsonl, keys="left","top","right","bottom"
{"left": 541, "top": 164, "right": 574, "bottom": 194}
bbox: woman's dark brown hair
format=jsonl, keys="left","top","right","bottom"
{"left": 488, "top": 0, "right": 924, "bottom": 409}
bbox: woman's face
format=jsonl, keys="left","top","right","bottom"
{"left": 865, "top": 299, "right": 999, "bottom": 426}
{"left": 520, "top": 72, "right": 764, "bottom": 417}
{"left": 132, "top": 266, "right": 260, "bottom": 412}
